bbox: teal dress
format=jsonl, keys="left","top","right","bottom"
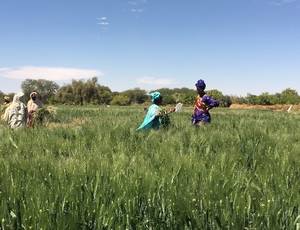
{"left": 137, "top": 104, "right": 161, "bottom": 130}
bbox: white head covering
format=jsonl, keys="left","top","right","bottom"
{"left": 30, "top": 92, "right": 38, "bottom": 98}
{"left": 10, "top": 92, "right": 24, "bottom": 109}
{"left": 12, "top": 92, "right": 24, "bottom": 103}
{"left": 2, "top": 92, "right": 26, "bottom": 128}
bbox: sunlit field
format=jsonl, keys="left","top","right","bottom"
{"left": 0, "top": 106, "right": 299, "bottom": 229}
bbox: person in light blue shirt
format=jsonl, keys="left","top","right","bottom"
{"left": 137, "top": 92, "right": 175, "bottom": 130}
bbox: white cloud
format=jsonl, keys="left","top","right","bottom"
{"left": 137, "top": 77, "right": 176, "bottom": 87}
{"left": 128, "top": 0, "right": 147, "bottom": 14}
{"left": 131, "top": 8, "right": 144, "bottom": 13}
{"left": 270, "top": 0, "right": 298, "bottom": 5}
{"left": 97, "top": 17, "right": 108, "bottom": 21}
{"left": 128, "top": 1, "right": 138, "bottom": 5}
{"left": 98, "top": 22, "right": 109, "bottom": 25}
{"left": 0, "top": 66, "right": 102, "bottom": 81}
{"left": 97, "top": 17, "right": 109, "bottom": 29}
{"left": 96, "top": 16, "right": 107, "bottom": 21}
{"left": 128, "top": 0, "right": 147, "bottom": 5}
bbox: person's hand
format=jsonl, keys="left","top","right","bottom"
{"left": 169, "top": 107, "right": 176, "bottom": 113}
{"left": 155, "top": 110, "right": 161, "bottom": 117}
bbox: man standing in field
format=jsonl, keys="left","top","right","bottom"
{"left": 192, "top": 79, "right": 219, "bottom": 126}
{"left": 27, "top": 92, "right": 43, "bottom": 127}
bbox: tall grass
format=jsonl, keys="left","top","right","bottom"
{"left": 0, "top": 106, "right": 299, "bottom": 229}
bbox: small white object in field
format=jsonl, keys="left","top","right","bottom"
{"left": 107, "top": 105, "right": 110, "bottom": 108}
{"left": 287, "top": 105, "right": 293, "bottom": 113}
{"left": 175, "top": 103, "right": 183, "bottom": 113}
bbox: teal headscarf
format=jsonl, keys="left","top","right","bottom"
{"left": 149, "top": 91, "right": 161, "bottom": 102}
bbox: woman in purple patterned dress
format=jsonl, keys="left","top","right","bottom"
{"left": 192, "top": 79, "right": 219, "bottom": 126}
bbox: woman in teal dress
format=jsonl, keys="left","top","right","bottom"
{"left": 137, "top": 92, "right": 175, "bottom": 130}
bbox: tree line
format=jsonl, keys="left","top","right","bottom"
{"left": 0, "top": 78, "right": 299, "bottom": 107}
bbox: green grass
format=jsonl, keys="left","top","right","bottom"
{"left": 0, "top": 106, "right": 299, "bottom": 229}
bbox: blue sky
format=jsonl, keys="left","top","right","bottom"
{"left": 0, "top": 0, "right": 299, "bottom": 95}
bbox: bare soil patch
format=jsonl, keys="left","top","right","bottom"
{"left": 230, "top": 104, "right": 300, "bottom": 112}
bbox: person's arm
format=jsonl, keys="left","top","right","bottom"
{"left": 2, "top": 107, "right": 10, "bottom": 122}
{"left": 156, "top": 107, "right": 175, "bottom": 117}
{"left": 27, "top": 101, "right": 32, "bottom": 113}
{"left": 167, "top": 107, "right": 176, "bottom": 114}
{"left": 203, "top": 95, "right": 219, "bottom": 110}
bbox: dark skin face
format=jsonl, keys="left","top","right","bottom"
{"left": 197, "top": 87, "right": 205, "bottom": 97}
{"left": 153, "top": 96, "right": 176, "bottom": 115}
{"left": 154, "top": 96, "right": 163, "bottom": 105}
{"left": 31, "top": 93, "right": 38, "bottom": 101}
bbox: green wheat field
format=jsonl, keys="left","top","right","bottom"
{"left": 0, "top": 106, "right": 299, "bottom": 229}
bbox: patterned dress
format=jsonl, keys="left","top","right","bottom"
{"left": 192, "top": 95, "right": 219, "bottom": 124}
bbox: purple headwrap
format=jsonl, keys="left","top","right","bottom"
{"left": 195, "top": 79, "right": 206, "bottom": 90}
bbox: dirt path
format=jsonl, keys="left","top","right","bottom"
{"left": 230, "top": 104, "right": 300, "bottom": 112}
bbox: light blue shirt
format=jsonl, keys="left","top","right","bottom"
{"left": 137, "top": 104, "right": 161, "bottom": 130}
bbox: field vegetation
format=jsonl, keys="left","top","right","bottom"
{"left": 0, "top": 106, "right": 299, "bottom": 229}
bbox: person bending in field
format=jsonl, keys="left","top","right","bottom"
{"left": 137, "top": 92, "right": 175, "bottom": 130}
{"left": 27, "top": 92, "right": 43, "bottom": 127}
{"left": 192, "top": 79, "right": 219, "bottom": 126}
{"left": 3, "top": 96, "right": 11, "bottom": 107}
{"left": 3, "top": 92, "right": 27, "bottom": 129}
{"left": 1, "top": 96, "right": 11, "bottom": 119}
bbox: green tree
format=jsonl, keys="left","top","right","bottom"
{"left": 171, "top": 88, "right": 195, "bottom": 105}
{"left": 55, "top": 77, "right": 112, "bottom": 105}
{"left": 183, "top": 94, "right": 196, "bottom": 105}
{"left": 207, "top": 89, "right": 224, "bottom": 100}
{"left": 155, "top": 88, "right": 176, "bottom": 105}
{"left": 122, "top": 88, "right": 148, "bottom": 104}
{"left": 279, "top": 88, "right": 300, "bottom": 104}
{"left": 97, "top": 85, "right": 113, "bottom": 105}
{"left": 21, "top": 79, "right": 59, "bottom": 103}
{"left": 207, "top": 89, "right": 232, "bottom": 107}
{"left": 257, "top": 92, "right": 273, "bottom": 105}
{"left": 230, "top": 96, "right": 247, "bottom": 104}
{"left": 55, "top": 85, "right": 76, "bottom": 105}
{"left": 111, "top": 94, "right": 131, "bottom": 106}
{"left": 246, "top": 94, "right": 259, "bottom": 105}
